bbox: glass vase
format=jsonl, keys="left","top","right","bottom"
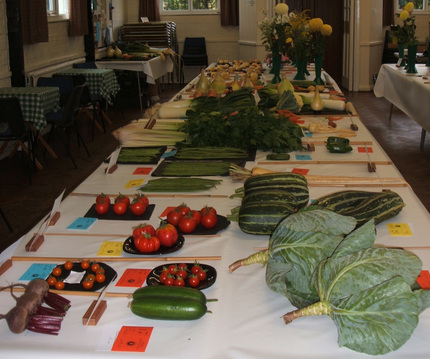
{"left": 294, "top": 59, "right": 307, "bottom": 80}
{"left": 271, "top": 50, "right": 282, "bottom": 84}
{"left": 313, "top": 55, "right": 324, "bottom": 85}
{"left": 406, "top": 45, "right": 418, "bottom": 74}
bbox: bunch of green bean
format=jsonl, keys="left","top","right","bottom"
{"left": 159, "top": 161, "right": 232, "bottom": 176}
{"left": 174, "top": 147, "right": 249, "bottom": 160}
{"left": 140, "top": 178, "right": 222, "bottom": 192}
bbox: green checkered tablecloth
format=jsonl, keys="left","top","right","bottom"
{"left": 54, "top": 68, "right": 120, "bottom": 104}
{"left": 0, "top": 87, "right": 60, "bottom": 131}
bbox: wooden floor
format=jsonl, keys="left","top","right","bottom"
{"left": 1, "top": 85, "right": 429, "bottom": 254}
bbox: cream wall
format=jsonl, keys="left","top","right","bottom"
{"left": 0, "top": 0, "right": 11, "bottom": 87}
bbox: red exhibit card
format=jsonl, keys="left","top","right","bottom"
{"left": 133, "top": 167, "right": 152, "bottom": 175}
{"left": 160, "top": 206, "right": 176, "bottom": 217}
{"left": 292, "top": 168, "right": 309, "bottom": 175}
{"left": 115, "top": 268, "right": 151, "bottom": 287}
{"left": 416, "top": 270, "right": 430, "bottom": 289}
{"left": 357, "top": 146, "right": 373, "bottom": 153}
{"left": 111, "top": 326, "right": 153, "bottom": 352}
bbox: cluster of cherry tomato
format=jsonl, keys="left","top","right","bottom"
{"left": 158, "top": 262, "right": 207, "bottom": 288}
{"left": 47, "top": 261, "right": 106, "bottom": 290}
{"left": 166, "top": 203, "right": 218, "bottom": 234}
{"left": 132, "top": 221, "right": 179, "bottom": 254}
{"left": 94, "top": 193, "right": 149, "bottom": 216}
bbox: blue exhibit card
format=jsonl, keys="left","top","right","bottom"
{"left": 295, "top": 154, "right": 312, "bottom": 161}
{"left": 19, "top": 263, "right": 57, "bottom": 281}
{"left": 67, "top": 217, "right": 98, "bottom": 231}
{"left": 162, "top": 150, "right": 177, "bottom": 158}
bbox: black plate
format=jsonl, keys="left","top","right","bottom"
{"left": 146, "top": 263, "right": 216, "bottom": 290}
{"left": 47, "top": 262, "right": 117, "bottom": 292}
{"left": 177, "top": 215, "right": 230, "bottom": 236}
{"left": 84, "top": 204, "right": 155, "bottom": 221}
{"left": 123, "top": 234, "right": 185, "bottom": 255}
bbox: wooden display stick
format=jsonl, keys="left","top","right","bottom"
{"left": 0, "top": 259, "right": 13, "bottom": 276}
{"left": 25, "top": 234, "right": 44, "bottom": 252}
{"left": 49, "top": 212, "right": 61, "bottom": 226}
{"left": 105, "top": 164, "right": 118, "bottom": 174}
{"left": 367, "top": 162, "right": 377, "bottom": 172}
{"left": 306, "top": 143, "right": 315, "bottom": 151}
{"left": 82, "top": 300, "right": 107, "bottom": 326}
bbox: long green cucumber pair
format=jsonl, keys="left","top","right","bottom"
{"left": 130, "top": 286, "right": 208, "bottom": 321}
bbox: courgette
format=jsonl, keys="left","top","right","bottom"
{"left": 132, "top": 285, "right": 207, "bottom": 304}
{"left": 130, "top": 296, "right": 207, "bottom": 320}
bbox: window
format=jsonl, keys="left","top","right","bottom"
{"left": 160, "top": 0, "right": 219, "bottom": 14}
{"left": 46, "top": 0, "right": 68, "bottom": 17}
{"left": 395, "top": 0, "right": 430, "bottom": 12}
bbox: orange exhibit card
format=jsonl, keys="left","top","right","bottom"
{"left": 133, "top": 167, "right": 152, "bottom": 175}
{"left": 291, "top": 168, "right": 309, "bottom": 175}
{"left": 115, "top": 268, "right": 151, "bottom": 287}
{"left": 417, "top": 270, "right": 430, "bottom": 289}
{"left": 111, "top": 326, "right": 153, "bottom": 352}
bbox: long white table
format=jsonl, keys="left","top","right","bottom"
{"left": 1, "top": 67, "right": 430, "bottom": 359}
{"left": 373, "top": 63, "right": 430, "bottom": 149}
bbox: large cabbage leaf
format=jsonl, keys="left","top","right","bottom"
{"left": 265, "top": 208, "right": 357, "bottom": 308}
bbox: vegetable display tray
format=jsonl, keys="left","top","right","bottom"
{"left": 123, "top": 234, "right": 185, "bottom": 255}
{"left": 176, "top": 215, "right": 230, "bottom": 236}
{"left": 151, "top": 160, "right": 245, "bottom": 177}
{"left": 84, "top": 204, "right": 155, "bottom": 221}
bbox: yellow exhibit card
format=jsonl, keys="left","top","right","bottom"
{"left": 124, "top": 179, "right": 145, "bottom": 188}
{"left": 97, "top": 241, "right": 124, "bottom": 256}
{"left": 386, "top": 223, "right": 413, "bottom": 237}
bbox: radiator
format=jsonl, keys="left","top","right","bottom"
{"left": 25, "top": 58, "right": 85, "bottom": 86}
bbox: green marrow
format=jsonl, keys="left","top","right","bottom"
{"left": 244, "top": 184, "right": 309, "bottom": 209}
{"left": 130, "top": 296, "right": 207, "bottom": 321}
{"left": 238, "top": 201, "right": 296, "bottom": 235}
{"left": 244, "top": 172, "right": 307, "bottom": 191}
{"left": 312, "top": 190, "right": 381, "bottom": 212}
{"left": 132, "top": 285, "right": 207, "bottom": 304}
{"left": 242, "top": 190, "right": 297, "bottom": 207}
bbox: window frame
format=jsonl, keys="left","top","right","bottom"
{"left": 46, "top": 0, "right": 69, "bottom": 21}
{"left": 159, "top": 0, "right": 220, "bottom": 16}
{"left": 394, "top": 0, "right": 430, "bottom": 13}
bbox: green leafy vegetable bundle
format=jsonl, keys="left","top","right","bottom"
{"left": 178, "top": 106, "right": 304, "bottom": 153}
{"left": 229, "top": 208, "right": 430, "bottom": 355}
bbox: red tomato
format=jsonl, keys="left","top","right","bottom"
{"left": 113, "top": 202, "right": 127, "bottom": 215}
{"left": 135, "top": 193, "right": 149, "bottom": 207}
{"left": 115, "top": 194, "right": 130, "bottom": 207}
{"left": 197, "top": 269, "right": 207, "bottom": 281}
{"left": 47, "top": 276, "right": 57, "bottom": 287}
{"left": 81, "top": 260, "right": 90, "bottom": 270}
{"left": 54, "top": 281, "right": 65, "bottom": 290}
{"left": 201, "top": 213, "right": 218, "bottom": 229}
{"left": 168, "top": 264, "right": 178, "bottom": 275}
{"left": 159, "top": 272, "right": 168, "bottom": 284}
{"left": 166, "top": 208, "right": 183, "bottom": 226}
{"left": 130, "top": 201, "right": 147, "bottom": 216}
{"left": 151, "top": 235, "right": 161, "bottom": 252}
{"left": 191, "top": 210, "right": 202, "bottom": 225}
{"left": 52, "top": 267, "right": 62, "bottom": 277}
{"left": 134, "top": 234, "right": 154, "bottom": 253}
{"left": 178, "top": 213, "right": 197, "bottom": 233}
{"left": 176, "top": 268, "right": 188, "bottom": 279}
{"left": 174, "top": 276, "right": 185, "bottom": 287}
{"left": 133, "top": 223, "right": 156, "bottom": 237}
{"left": 96, "top": 193, "right": 111, "bottom": 205}
{"left": 164, "top": 275, "right": 175, "bottom": 286}
{"left": 177, "top": 263, "right": 187, "bottom": 270}
{"left": 201, "top": 206, "right": 217, "bottom": 216}
{"left": 95, "top": 201, "right": 109, "bottom": 215}
{"left": 91, "top": 263, "right": 100, "bottom": 272}
{"left": 188, "top": 275, "right": 200, "bottom": 288}
{"left": 191, "top": 263, "right": 202, "bottom": 275}
{"left": 82, "top": 280, "right": 94, "bottom": 290}
{"left": 95, "top": 274, "right": 106, "bottom": 283}
{"left": 156, "top": 221, "right": 179, "bottom": 247}
{"left": 64, "top": 261, "right": 73, "bottom": 270}
{"left": 176, "top": 203, "right": 190, "bottom": 216}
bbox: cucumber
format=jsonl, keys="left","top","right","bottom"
{"left": 335, "top": 190, "right": 406, "bottom": 227}
{"left": 239, "top": 201, "right": 296, "bottom": 235}
{"left": 312, "top": 190, "right": 381, "bottom": 212}
{"left": 130, "top": 296, "right": 207, "bottom": 320}
{"left": 132, "top": 285, "right": 207, "bottom": 304}
{"left": 242, "top": 190, "right": 297, "bottom": 207}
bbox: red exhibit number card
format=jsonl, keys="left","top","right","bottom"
{"left": 160, "top": 206, "right": 176, "bottom": 218}
{"left": 416, "top": 270, "right": 430, "bottom": 289}
{"left": 133, "top": 167, "right": 152, "bottom": 175}
{"left": 292, "top": 168, "right": 309, "bottom": 175}
{"left": 115, "top": 268, "right": 151, "bottom": 287}
{"left": 111, "top": 326, "right": 153, "bottom": 352}
{"left": 357, "top": 146, "right": 373, "bottom": 153}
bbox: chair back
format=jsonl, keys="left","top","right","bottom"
{"left": 58, "top": 84, "right": 85, "bottom": 126}
{"left": 37, "top": 76, "right": 73, "bottom": 107}
{"left": 73, "top": 62, "right": 97, "bottom": 69}
{"left": 182, "top": 37, "right": 208, "bottom": 66}
{"left": 0, "top": 97, "right": 26, "bottom": 138}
